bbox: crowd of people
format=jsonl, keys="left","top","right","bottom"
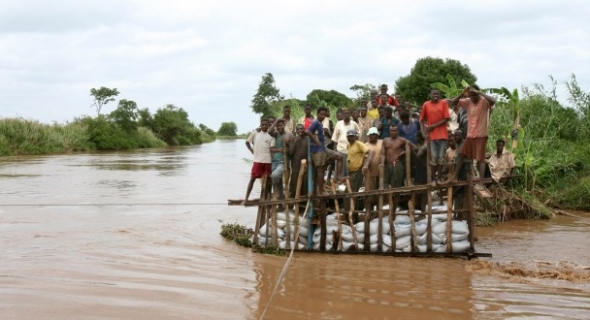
{"left": 242, "top": 84, "right": 516, "bottom": 205}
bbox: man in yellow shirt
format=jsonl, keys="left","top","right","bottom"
{"left": 346, "top": 129, "right": 373, "bottom": 193}
{"left": 344, "top": 129, "right": 373, "bottom": 212}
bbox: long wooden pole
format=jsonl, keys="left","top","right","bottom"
{"left": 408, "top": 192, "right": 418, "bottom": 252}
{"left": 467, "top": 168, "right": 475, "bottom": 251}
{"left": 293, "top": 160, "right": 307, "bottom": 248}
{"left": 330, "top": 179, "right": 343, "bottom": 251}
{"left": 425, "top": 134, "right": 433, "bottom": 253}
{"left": 345, "top": 178, "right": 359, "bottom": 250}
{"left": 282, "top": 144, "right": 291, "bottom": 249}
{"left": 446, "top": 186, "right": 453, "bottom": 253}
{"left": 377, "top": 166, "right": 384, "bottom": 252}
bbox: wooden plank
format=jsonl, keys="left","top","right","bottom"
{"left": 474, "top": 186, "right": 493, "bottom": 198}
{"left": 281, "top": 249, "right": 492, "bottom": 259}
{"left": 239, "top": 177, "right": 504, "bottom": 206}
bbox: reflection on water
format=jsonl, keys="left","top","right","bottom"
{"left": 1, "top": 140, "right": 589, "bottom": 319}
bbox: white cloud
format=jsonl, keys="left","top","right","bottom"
{"left": 1, "top": 0, "right": 589, "bottom": 133}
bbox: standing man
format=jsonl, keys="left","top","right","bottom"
{"left": 268, "top": 119, "right": 293, "bottom": 200}
{"left": 380, "top": 126, "right": 416, "bottom": 188}
{"left": 243, "top": 118, "right": 275, "bottom": 204}
{"left": 446, "top": 85, "right": 496, "bottom": 188}
{"left": 346, "top": 130, "right": 372, "bottom": 193}
{"left": 282, "top": 105, "right": 296, "bottom": 134}
{"left": 366, "top": 90, "right": 380, "bottom": 120}
{"left": 332, "top": 108, "right": 360, "bottom": 155}
{"left": 288, "top": 124, "right": 309, "bottom": 199}
{"left": 420, "top": 88, "right": 450, "bottom": 184}
{"left": 358, "top": 106, "right": 372, "bottom": 143}
{"left": 379, "top": 106, "right": 400, "bottom": 140}
{"left": 299, "top": 104, "right": 315, "bottom": 130}
{"left": 397, "top": 111, "right": 420, "bottom": 144}
{"left": 487, "top": 139, "right": 515, "bottom": 183}
{"left": 305, "top": 107, "right": 344, "bottom": 196}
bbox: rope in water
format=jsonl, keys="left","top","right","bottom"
{"left": 259, "top": 199, "right": 311, "bottom": 320}
{"left": 0, "top": 202, "right": 229, "bottom": 207}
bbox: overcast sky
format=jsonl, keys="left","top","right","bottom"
{"left": 1, "top": 0, "right": 589, "bottom": 132}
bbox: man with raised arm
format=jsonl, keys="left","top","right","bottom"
{"left": 445, "top": 85, "right": 496, "bottom": 188}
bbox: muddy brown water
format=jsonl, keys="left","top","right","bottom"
{"left": 1, "top": 140, "right": 589, "bottom": 319}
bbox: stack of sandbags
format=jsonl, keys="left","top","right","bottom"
{"left": 256, "top": 211, "right": 471, "bottom": 253}
{"left": 256, "top": 210, "right": 309, "bottom": 249}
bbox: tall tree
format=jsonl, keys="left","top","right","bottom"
{"left": 217, "top": 122, "right": 238, "bottom": 136}
{"left": 90, "top": 87, "right": 120, "bottom": 116}
{"left": 306, "top": 89, "right": 352, "bottom": 109}
{"left": 349, "top": 83, "right": 378, "bottom": 100}
{"left": 395, "top": 57, "right": 477, "bottom": 105}
{"left": 109, "top": 99, "right": 138, "bottom": 133}
{"left": 251, "top": 73, "right": 283, "bottom": 118}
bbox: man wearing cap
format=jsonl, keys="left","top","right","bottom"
{"left": 345, "top": 129, "right": 373, "bottom": 211}
{"left": 364, "top": 127, "right": 383, "bottom": 209}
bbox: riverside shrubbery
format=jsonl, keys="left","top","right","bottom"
{"left": 0, "top": 103, "right": 212, "bottom": 156}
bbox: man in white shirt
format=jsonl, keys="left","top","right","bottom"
{"left": 488, "top": 139, "right": 515, "bottom": 182}
{"left": 243, "top": 118, "right": 275, "bottom": 204}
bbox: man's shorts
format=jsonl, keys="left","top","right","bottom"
{"left": 311, "top": 151, "right": 326, "bottom": 167}
{"left": 430, "top": 139, "right": 448, "bottom": 165}
{"left": 251, "top": 162, "right": 271, "bottom": 179}
{"left": 461, "top": 137, "right": 488, "bottom": 162}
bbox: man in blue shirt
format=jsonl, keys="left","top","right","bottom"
{"left": 397, "top": 111, "right": 420, "bottom": 144}
{"left": 305, "top": 107, "right": 343, "bottom": 196}
{"left": 380, "top": 107, "right": 399, "bottom": 140}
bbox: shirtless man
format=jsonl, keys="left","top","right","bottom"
{"left": 380, "top": 126, "right": 417, "bottom": 188}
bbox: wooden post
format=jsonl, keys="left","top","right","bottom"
{"left": 282, "top": 145, "right": 291, "bottom": 249}
{"left": 293, "top": 160, "right": 307, "bottom": 248}
{"left": 330, "top": 179, "right": 343, "bottom": 251}
{"left": 425, "top": 135, "right": 433, "bottom": 253}
{"left": 252, "top": 175, "right": 268, "bottom": 249}
{"left": 320, "top": 199, "right": 327, "bottom": 251}
{"left": 364, "top": 195, "right": 371, "bottom": 251}
{"left": 388, "top": 192, "right": 396, "bottom": 252}
{"left": 467, "top": 169, "right": 475, "bottom": 251}
{"left": 405, "top": 143, "right": 412, "bottom": 186}
{"left": 271, "top": 203, "right": 278, "bottom": 247}
{"left": 345, "top": 178, "right": 359, "bottom": 250}
{"left": 408, "top": 193, "right": 418, "bottom": 253}
{"left": 377, "top": 166, "right": 384, "bottom": 252}
{"left": 446, "top": 187, "right": 453, "bottom": 253}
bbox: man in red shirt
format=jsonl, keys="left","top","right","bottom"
{"left": 420, "top": 88, "right": 450, "bottom": 184}
{"left": 446, "top": 85, "right": 496, "bottom": 188}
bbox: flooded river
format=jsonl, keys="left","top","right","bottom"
{"left": 1, "top": 140, "right": 589, "bottom": 319}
